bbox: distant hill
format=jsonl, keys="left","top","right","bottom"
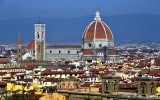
{"left": 0, "top": 14, "right": 160, "bottom": 44}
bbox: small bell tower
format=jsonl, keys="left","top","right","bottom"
{"left": 17, "top": 32, "right": 22, "bottom": 62}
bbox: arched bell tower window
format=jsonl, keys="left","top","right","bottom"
{"left": 37, "top": 34, "right": 40, "bottom": 39}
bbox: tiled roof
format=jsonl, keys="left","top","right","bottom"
{"left": 108, "top": 49, "right": 118, "bottom": 55}
{"left": 83, "top": 49, "right": 94, "bottom": 55}
{"left": 42, "top": 70, "right": 84, "bottom": 75}
{"left": 0, "top": 81, "right": 7, "bottom": 85}
{"left": 44, "top": 78, "right": 59, "bottom": 82}
{"left": 27, "top": 40, "right": 35, "bottom": 50}
{"left": 25, "top": 65, "right": 36, "bottom": 70}
{"left": 79, "top": 74, "right": 97, "bottom": 78}
{"left": 83, "top": 21, "right": 113, "bottom": 41}
{"left": 0, "top": 61, "right": 8, "bottom": 64}
{"left": 47, "top": 45, "right": 81, "bottom": 49}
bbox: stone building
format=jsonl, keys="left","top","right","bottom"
{"left": 57, "top": 77, "right": 79, "bottom": 90}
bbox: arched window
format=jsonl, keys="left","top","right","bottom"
{"left": 150, "top": 82, "right": 155, "bottom": 94}
{"left": 59, "top": 51, "right": 61, "bottom": 53}
{"left": 38, "top": 45, "right": 40, "bottom": 52}
{"left": 37, "top": 34, "right": 40, "bottom": 39}
{"left": 68, "top": 51, "right": 70, "bottom": 54}
{"left": 112, "top": 80, "right": 117, "bottom": 91}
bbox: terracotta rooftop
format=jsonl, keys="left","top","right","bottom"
{"left": 83, "top": 49, "right": 94, "bottom": 55}
{"left": 83, "top": 21, "right": 113, "bottom": 41}
{"left": 108, "top": 49, "right": 118, "bottom": 55}
{"left": 27, "top": 40, "right": 35, "bottom": 50}
{"left": 0, "top": 81, "right": 7, "bottom": 85}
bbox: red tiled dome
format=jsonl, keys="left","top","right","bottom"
{"left": 82, "top": 11, "right": 113, "bottom": 41}
{"left": 27, "top": 40, "right": 35, "bottom": 50}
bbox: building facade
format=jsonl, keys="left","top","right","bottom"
{"left": 45, "top": 45, "right": 81, "bottom": 61}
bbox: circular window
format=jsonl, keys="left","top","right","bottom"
{"left": 88, "top": 43, "right": 92, "bottom": 47}
{"left": 99, "top": 44, "right": 102, "bottom": 47}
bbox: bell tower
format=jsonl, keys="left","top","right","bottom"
{"left": 34, "top": 21, "right": 46, "bottom": 61}
{"left": 17, "top": 32, "right": 22, "bottom": 62}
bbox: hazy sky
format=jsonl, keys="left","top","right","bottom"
{"left": 0, "top": 0, "right": 160, "bottom": 44}
{"left": 0, "top": 0, "right": 160, "bottom": 20}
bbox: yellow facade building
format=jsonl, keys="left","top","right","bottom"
{"left": 39, "top": 93, "right": 66, "bottom": 100}
{"left": 7, "top": 83, "right": 42, "bottom": 91}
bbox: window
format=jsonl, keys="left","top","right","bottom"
{"left": 77, "top": 51, "right": 79, "bottom": 53}
{"left": 42, "top": 33, "right": 43, "bottom": 39}
{"left": 68, "top": 51, "right": 70, "bottom": 54}
{"left": 59, "top": 51, "right": 61, "bottom": 53}
{"left": 38, "top": 45, "right": 40, "bottom": 52}
{"left": 50, "top": 50, "right": 52, "bottom": 53}
{"left": 99, "top": 44, "right": 102, "bottom": 47}
{"left": 37, "top": 34, "right": 39, "bottom": 39}
{"left": 88, "top": 43, "right": 92, "bottom": 47}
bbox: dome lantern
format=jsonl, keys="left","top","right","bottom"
{"left": 94, "top": 11, "right": 101, "bottom": 21}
